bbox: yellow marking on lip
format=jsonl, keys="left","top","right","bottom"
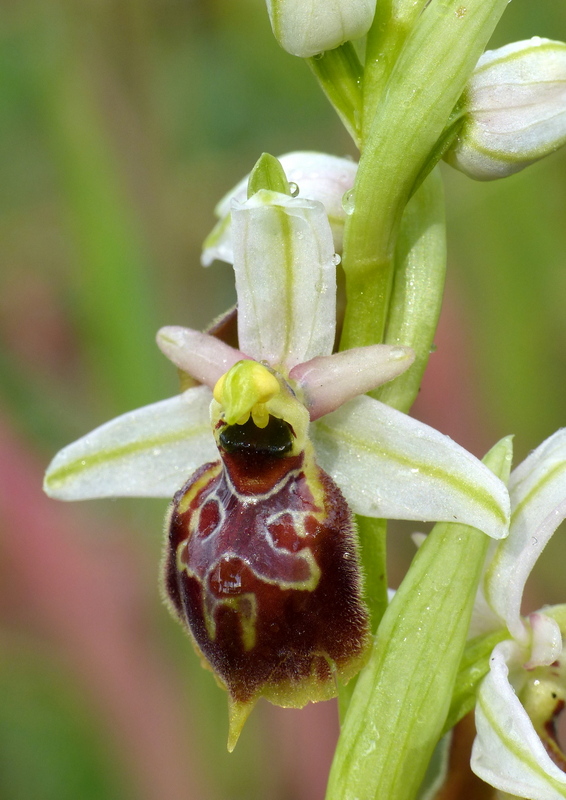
{"left": 177, "top": 462, "right": 222, "bottom": 516}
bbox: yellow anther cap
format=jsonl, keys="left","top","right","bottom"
{"left": 213, "top": 361, "right": 280, "bottom": 426}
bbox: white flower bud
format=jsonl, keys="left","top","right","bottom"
{"left": 445, "top": 38, "right": 566, "bottom": 180}
{"left": 265, "top": 0, "right": 376, "bottom": 59}
{"left": 202, "top": 151, "right": 357, "bottom": 266}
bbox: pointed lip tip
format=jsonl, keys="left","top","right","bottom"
{"left": 227, "top": 696, "right": 255, "bottom": 752}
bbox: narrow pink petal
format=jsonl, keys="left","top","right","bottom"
{"left": 290, "top": 345, "right": 414, "bottom": 420}
{"left": 157, "top": 326, "right": 249, "bottom": 388}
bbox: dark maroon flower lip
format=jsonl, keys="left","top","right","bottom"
{"left": 163, "top": 416, "right": 371, "bottom": 750}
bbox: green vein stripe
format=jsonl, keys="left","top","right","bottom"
{"left": 511, "top": 460, "right": 566, "bottom": 523}
{"left": 478, "top": 693, "right": 566, "bottom": 795}
{"left": 473, "top": 42, "right": 565, "bottom": 75}
{"left": 315, "top": 421, "right": 506, "bottom": 523}
{"left": 46, "top": 424, "right": 210, "bottom": 488}
{"left": 278, "top": 205, "right": 295, "bottom": 362}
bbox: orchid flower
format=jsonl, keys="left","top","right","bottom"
{"left": 44, "top": 187, "right": 509, "bottom": 749}
{"left": 202, "top": 151, "right": 357, "bottom": 266}
{"left": 470, "top": 429, "right": 566, "bottom": 798}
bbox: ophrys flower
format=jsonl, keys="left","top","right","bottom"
{"left": 44, "top": 187, "right": 509, "bottom": 748}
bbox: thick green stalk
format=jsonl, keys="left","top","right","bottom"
{"left": 337, "top": 174, "right": 445, "bottom": 720}
{"left": 326, "top": 438, "right": 513, "bottom": 800}
{"left": 356, "top": 516, "right": 389, "bottom": 633}
{"left": 362, "top": 0, "right": 431, "bottom": 142}
{"left": 338, "top": 516, "right": 388, "bottom": 721}
{"left": 375, "top": 168, "right": 446, "bottom": 411}
{"left": 340, "top": 0, "right": 510, "bottom": 352}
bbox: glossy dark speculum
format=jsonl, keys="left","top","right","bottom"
{"left": 163, "top": 414, "right": 371, "bottom": 744}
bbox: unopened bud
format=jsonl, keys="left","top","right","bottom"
{"left": 202, "top": 151, "right": 356, "bottom": 266}
{"left": 265, "top": 0, "right": 376, "bottom": 59}
{"left": 445, "top": 38, "right": 566, "bottom": 180}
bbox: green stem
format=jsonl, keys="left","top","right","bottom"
{"left": 339, "top": 254, "right": 394, "bottom": 350}
{"left": 375, "top": 168, "right": 446, "bottom": 411}
{"left": 307, "top": 43, "right": 363, "bottom": 146}
{"left": 362, "top": 0, "right": 431, "bottom": 142}
{"left": 339, "top": 0, "right": 510, "bottom": 353}
{"left": 338, "top": 516, "right": 388, "bottom": 722}
{"left": 356, "top": 516, "right": 389, "bottom": 632}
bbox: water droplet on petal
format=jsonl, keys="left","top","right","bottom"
{"left": 342, "top": 189, "right": 355, "bottom": 215}
{"left": 288, "top": 181, "right": 299, "bottom": 197}
{"left": 389, "top": 346, "right": 409, "bottom": 361}
{"left": 332, "top": 253, "right": 341, "bottom": 266}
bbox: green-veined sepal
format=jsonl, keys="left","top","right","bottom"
{"left": 44, "top": 386, "right": 215, "bottom": 500}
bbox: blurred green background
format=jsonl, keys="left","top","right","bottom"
{"left": 0, "top": 1, "right": 565, "bottom": 798}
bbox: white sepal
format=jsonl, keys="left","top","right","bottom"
{"left": 231, "top": 190, "right": 336, "bottom": 370}
{"left": 202, "top": 151, "right": 357, "bottom": 266}
{"left": 311, "top": 395, "right": 510, "bottom": 538}
{"left": 484, "top": 429, "right": 566, "bottom": 644}
{"left": 472, "top": 641, "right": 566, "bottom": 799}
{"left": 44, "top": 386, "right": 216, "bottom": 500}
